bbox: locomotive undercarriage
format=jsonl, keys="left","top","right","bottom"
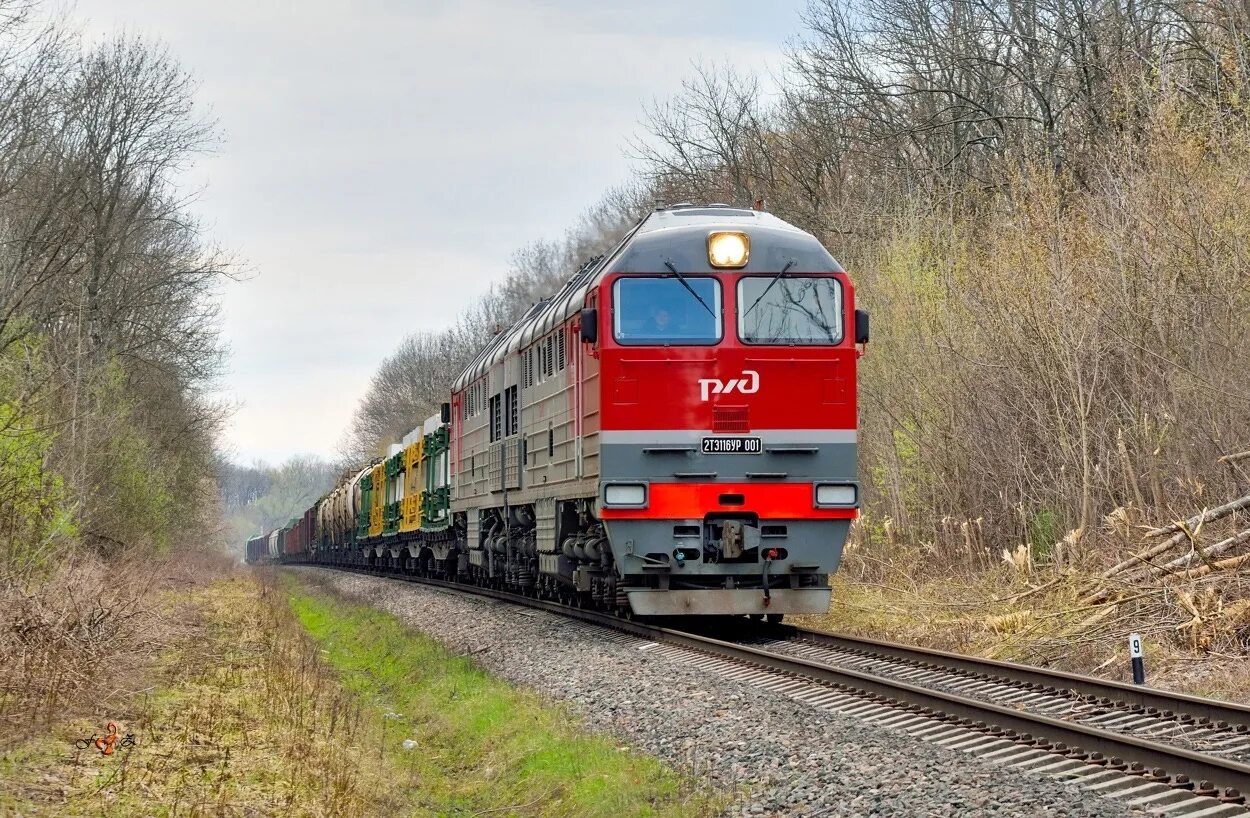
{"left": 456, "top": 500, "right": 630, "bottom": 610}
{"left": 308, "top": 504, "right": 627, "bottom": 609}
{"left": 305, "top": 500, "right": 837, "bottom": 620}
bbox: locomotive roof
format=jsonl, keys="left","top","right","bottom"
{"left": 452, "top": 206, "right": 841, "bottom": 391}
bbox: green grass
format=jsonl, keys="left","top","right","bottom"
{"left": 286, "top": 583, "right": 725, "bottom": 818}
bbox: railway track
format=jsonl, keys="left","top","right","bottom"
{"left": 761, "top": 629, "right": 1250, "bottom": 761}
{"left": 294, "top": 561, "right": 1250, "bottom": 814}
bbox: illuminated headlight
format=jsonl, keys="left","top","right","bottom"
{"left": 814, "top": 483, "right": 858, "bottom": 507}
{"left": 707, "top": 231, "right": 749, "bottom": 268}
{"left": 603, "top": 483, "right": 647, "bottom": 507}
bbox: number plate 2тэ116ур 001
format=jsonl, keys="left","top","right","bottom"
{"left": 701, "top": 436, "right": 762, "bottom": 454}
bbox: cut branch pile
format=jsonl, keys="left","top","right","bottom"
{"left": 1070, "top": 477, "right": 1250, "bottom": 652}
{"left": 1083, "top": 493, "right": 1250, "bottom": 602}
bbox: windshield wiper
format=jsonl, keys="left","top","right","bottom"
{"left": 664, "top": 260, "right": 716, "bottom": 318}
{"left": 744, "top": 259, "right": 796, "bottom": 316}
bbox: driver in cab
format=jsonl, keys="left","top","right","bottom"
{"left": 641, "top": 303, "right": 700, "bottom": 341}
{"left": 647, "top": 305, "right": 675, "bottom": 337}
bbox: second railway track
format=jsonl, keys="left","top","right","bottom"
{"left": 292, "top": 561, "right": 1250, "bottom": 814}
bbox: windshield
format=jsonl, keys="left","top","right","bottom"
{"left": 613, "top": 276, "right": 722, "bottom": 345}
{"left": 738, "top": 275, "right": 843, "bottom": 345}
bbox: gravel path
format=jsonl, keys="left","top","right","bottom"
{"left": 291, "top": 568, "right": 1145, "bottom": 818}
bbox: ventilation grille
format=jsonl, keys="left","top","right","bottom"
{"left": 712, "top": 405, "right": 750, "bottom": 433}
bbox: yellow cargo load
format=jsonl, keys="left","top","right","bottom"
{"left": 400, "top": 437, "right": 424, "bottom": 533}
{"left": 368, "top": 462, "right": 385, "bottom": 538}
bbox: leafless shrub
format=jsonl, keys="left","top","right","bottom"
{"left": 0, "top": 547, "right": 233, "bottom": 742}
{"left": 624, "top": 2, "right": 1250, "bottom": 584}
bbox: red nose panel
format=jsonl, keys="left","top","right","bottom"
{"left": 600, "top": 482, "right": 858, "bottom": 520}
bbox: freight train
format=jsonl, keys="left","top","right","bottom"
{"left": 246, "top": 204, "right": 868, "bottom": 619}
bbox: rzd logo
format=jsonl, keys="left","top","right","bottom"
{"left": 698, "top": 370, "right": 759, "bottom": 401}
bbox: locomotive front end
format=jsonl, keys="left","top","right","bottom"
{"left": 594, "top": 207, "right": 862, "bottom": 617}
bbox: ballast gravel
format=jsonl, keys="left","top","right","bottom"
{"left": 293, "top": 568, "right": 1145, "bottom": 818}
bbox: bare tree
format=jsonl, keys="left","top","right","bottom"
{"left": 634, "top": 64, "right": 776, "bottom": 207}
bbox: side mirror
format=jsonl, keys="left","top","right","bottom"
{"left": 579, "top": 308, "right": 598, "bottom": 344}
{"left": 854, "top": 308, "right": 870, "bottom": 344}
{"left": 440, "top": 402, "right": 451, "bottom": 424}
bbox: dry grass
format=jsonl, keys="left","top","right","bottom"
{"left": 0, "top": 571, "right": 401, "bottom": 816}
{"left": 0, "top": 548, "right": 235, "bottom": 745}
{"left": 801, "top": 519, "right": 1250, "bottom": 704}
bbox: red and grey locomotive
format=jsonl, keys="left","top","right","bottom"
{"left": 249, "top": 204, "right": 867, "bottom": 619}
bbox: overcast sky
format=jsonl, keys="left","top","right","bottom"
{"left": 78, "top": 0, "right": 806, "bottom": 464}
